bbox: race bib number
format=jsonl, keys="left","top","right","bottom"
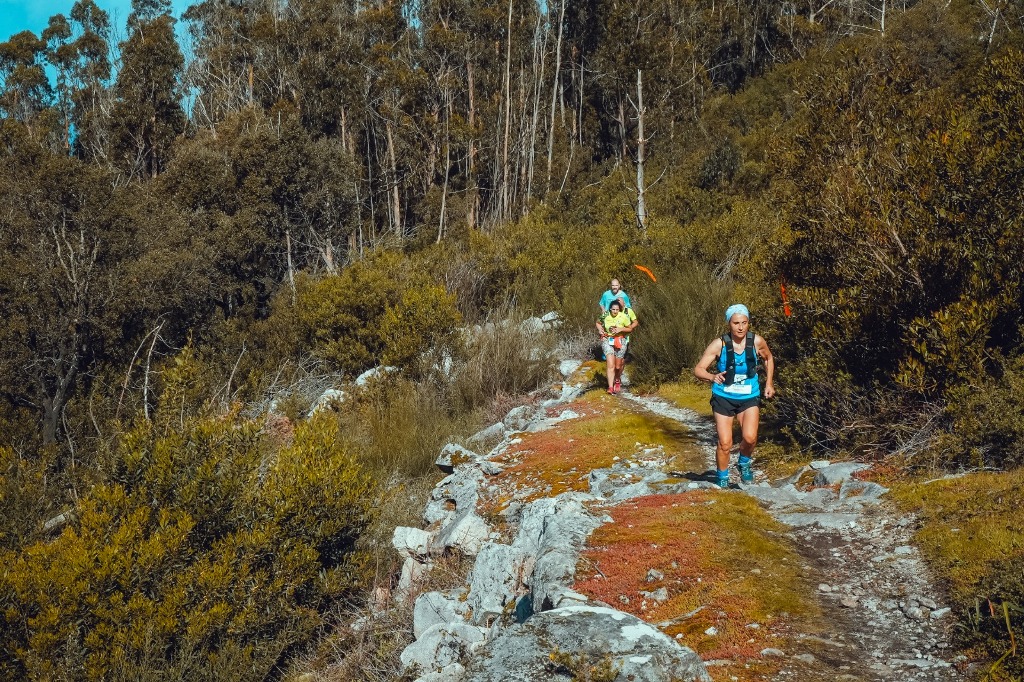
{"left": 724, "top": 374, "right": 752, "bottom": 395}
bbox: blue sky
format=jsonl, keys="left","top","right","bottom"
{"left": 0, "top": 0, "right": 193, "bottom": 43}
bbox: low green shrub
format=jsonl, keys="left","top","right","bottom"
{"left": 941, "top": 354, "right": 1024, "bottom": 471}
{"left": 235, "top": 252, "right": 462, "bottom": 387}
{"left": 335, "top": 374, "right": 473, "bottom": 479}
{"left": 449, "top": 310, "right": 559, "bottom": 413}
{"left": 0, "top": 406, "right": 378, "bottom": 681}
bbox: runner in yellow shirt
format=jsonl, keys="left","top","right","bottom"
{"left": 596, "top": 299, "right": 638, "bottom": 395}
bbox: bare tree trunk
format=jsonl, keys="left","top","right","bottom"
{"left": 618, "top": 97, "right": 627, "bottom": 162}
{"left": 365, "top": 118, "right": 379, "bottom": 245}
{"left": 385, "top": 119, "right": 402, "bottom": 237}
{"left": 635, "top": 69, "right": 648, "bottom": 231}
{"left": 286, "top": 230, "right": 296, "bottom": 303}
{"left": 501, "top": 0, "right": 514, "bottom": 221}
{"left": 467, "top": 58, "right": 479, "bottom": 230}
{"left": 41, "top": 366, "right": 76, "bottom": 446}
{"left": 341, "top": 106, "right": 351, "bottom": 154}
{"left": 545, "top": 0, "right": 566, "bottom": 197}
{"left": 526, "top": 14, "right": 545, "bottom": 202}
{"left": 142, "top": 321, "right": 163, "bottom": 421}
{"left": 578, "top": 59, "right": 585, "bottom": 146}
{"left": 516, "top": 61, "right": 530, "bottom": 210}
{"left": 438, "top": 94, "right": 452, "bottom": 243}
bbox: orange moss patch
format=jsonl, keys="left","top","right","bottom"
{"left": 487, "top": 396, "right": 708, "bottom": 504}
{"left": 574, "top": 492, "right": 817, "bottom": 673}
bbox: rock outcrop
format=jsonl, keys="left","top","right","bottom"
{"left": 394, "top": 372, "right": 711, "bottom": 682}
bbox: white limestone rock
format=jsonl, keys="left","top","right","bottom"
{"left": 307, "top": 388, "right": 346, "bottom": 415}
{"left": 436, "top": 443, "right": 481, "bottom": 474}
{"left": 813, "top": 462, "right": 870, "bottom": 486}
{"left": 355, "top": 366, "right": 398, "bottom": 386}
{"left": 414, "top": 662, "right": 466, "bottom": 682}
{"left": 437, "top": 510, "right": 491, "bottom": 556}
{"left": 466, "top": 543, "right": 530, "bottom": 626}
{"left": 393, "top": 526, "right": 436, "bottom": 559}
{"left": 462, "top": 605, "right": 710, "bottom": 682}
{"left": 414, "top": 590, "right": 472, "bottom": 639}
{"left": 401, "top": 622, "right": 487, "bottom": 673}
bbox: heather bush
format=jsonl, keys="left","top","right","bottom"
{"left": 941, "top": 354, "right": 1024, "bottom": 470}
{"left": 335, "top": 373, "right": 473, "bottom": 478}
{"left": 0, "top": 446, "right": 57, "bottom": 552}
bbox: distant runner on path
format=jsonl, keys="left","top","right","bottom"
{"left": 597, "top": 299, "right": 637, "bottom": 395}
{"left": 598, "top": 278, "right": 632, "bottom": 313}
{"left": 694, "top": 304, "right": 775, "bottom": 488}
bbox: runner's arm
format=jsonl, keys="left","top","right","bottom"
{"left": 755, "top": 335, "right": 775, "bottom": 398}
{"left": 694, "top": 339, "right": 726, "bottom": 384}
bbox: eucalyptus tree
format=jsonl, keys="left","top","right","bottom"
{"left": 42, "top": 0, "right": 113, "bottom": 161}
{"left": 110, "top": 0, "right": 185, "bottom": 179}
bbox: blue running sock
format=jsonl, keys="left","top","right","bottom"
{"left": 738, "top": 455, "right": 752, "bottom": 465}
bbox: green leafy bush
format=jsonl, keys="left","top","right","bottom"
{"left": 296, "top": 255, "right": 461, "bottom": 375}
{"left": 942, "top": 355, "right": 1024, "bottom": 470}
{"left": 0, "top": 409, "right": 377, "bottom": 681}
{"left": 238, "top": 252, "right": 462, "bottom": 383}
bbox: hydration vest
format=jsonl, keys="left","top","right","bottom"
{"left": 719, "top": 332, "right": 759, "bottom": 384}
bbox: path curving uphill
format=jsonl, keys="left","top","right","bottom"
{"left": 391, "top": 365, "right": 962, "bottom": 682}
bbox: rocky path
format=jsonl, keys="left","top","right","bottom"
{"left": 388, "top": 368, "right": 965, "bottom": 682}
{"left": 624, "top": 394, "right": 963, "bottom": 682}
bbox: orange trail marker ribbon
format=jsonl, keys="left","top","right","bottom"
{"left": 780, "top": 280, "right": 792, "bottom": 317}
{"left": 634, "top": 264, "right": 657, "bottom": 282}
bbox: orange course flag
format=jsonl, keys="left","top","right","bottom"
{"left": 634, "top": 265, "right": 657, "bottom": 282}
{"left": 780, "top": 280, "right": 792, "bottom": 317}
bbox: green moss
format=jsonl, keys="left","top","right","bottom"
{"left": 654, "top": 381, "right": 713, "bottom": 416}
{"left": 495, "top": 398, "right": 711, "bottom": 501}
{"left": 891, "top": 470, "right": 1024, "bottom": 676}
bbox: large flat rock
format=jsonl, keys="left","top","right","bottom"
{"left": 463, "top": 605, "right": 711, "bottom": 682}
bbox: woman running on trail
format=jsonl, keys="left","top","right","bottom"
{"left": 694, "top": 304, "right": 775, "bottom": 488}
{"left": 597, "top": 299, "right": 637, "bottom": 395}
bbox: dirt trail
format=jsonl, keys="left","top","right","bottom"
{"left": 622, "top": 393, "right": 963, "bottom": 682}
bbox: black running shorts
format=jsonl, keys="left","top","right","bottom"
{"left": 710, "top": 394, "right": 761, "bottom": 417}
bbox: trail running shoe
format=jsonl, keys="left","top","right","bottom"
{"left": 738, "top": 461, "right": 754, "bottom": 483}
{"left": 613, "top": 380, "right": 621, "bottom": 394}
{"left": 607, "top": 388, "right": 615, "bottom": 395}
{"left": 716, "top": 475, "right": 729, "bottom": 489}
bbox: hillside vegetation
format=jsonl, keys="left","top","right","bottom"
{"left": 1, "top": 0, "right": 1023, "bottom": 677}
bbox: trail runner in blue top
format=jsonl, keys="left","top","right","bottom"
{"left": 694, "top": 304, "right": 775, "bottom": 488}
{"left": 598, "top": 278, "right": 632, "bottom": 313}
